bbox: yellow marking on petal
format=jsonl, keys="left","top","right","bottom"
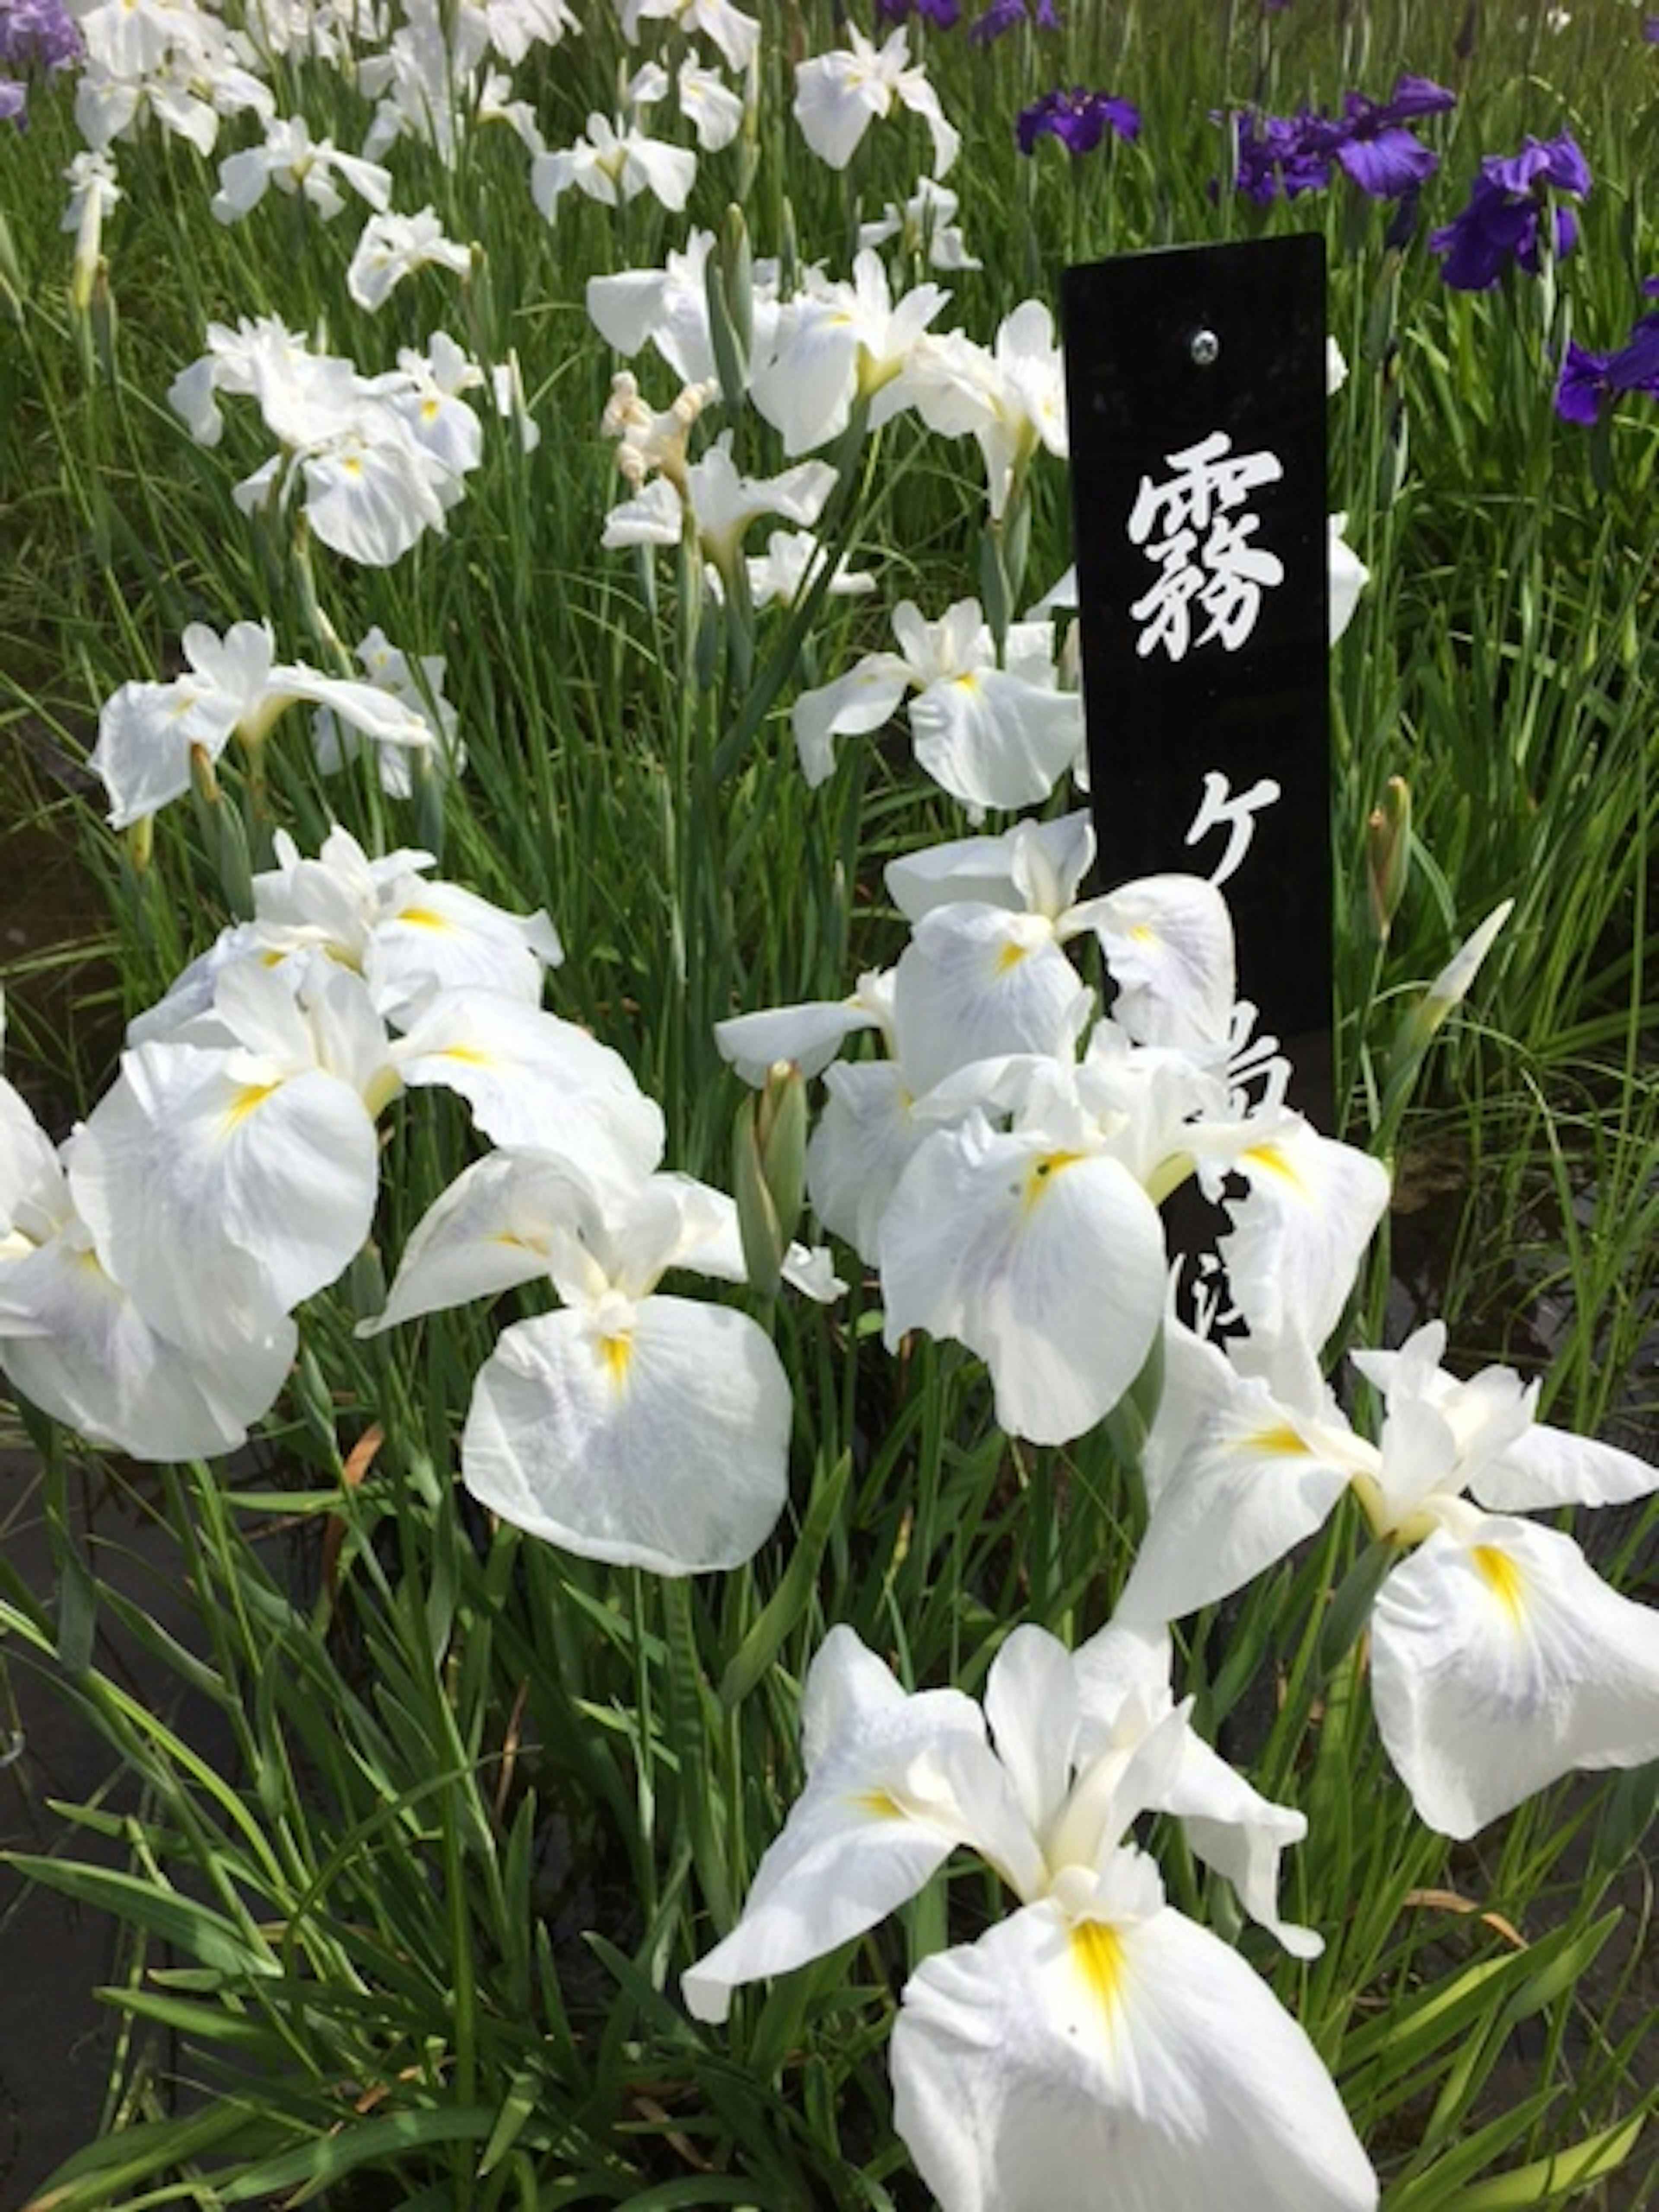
{"left": 1021, "top": 1150, "right": 1084, "bottom": 1214}
{"left": 1245, "top": 1423, "right": 1309, "bottom": 1457}
{"left": 395, "top": 906, "right": 452, "bottom": 931}
{"left": 1240, "top": 1141, "right": 1306, "bottom": 1192}
{"left": 600, "top": 1332, "right": 632, "bottom": 1389}
{"left": 852, "top": 1787, "right": 906, "bottom": 1820}
{"left": 1071, "top": 1921, "right": 1125, "bottom": 2022}
{"left": 1472, "top": 1544, "right": 1526, "bottom": 1621}
{"left": 995, "top": 937, "right": 1031, "bottom": 973}
{"left": 438, "top": 1044, "right": 494, "bottom": 1066}
{"left": 342, "top": 454, "right": 363, "bottom": 477}
{"left": 1128, "top": 922, "right": 1156, "bottom": 944}
{"left": 222, "top": 1081, "right": 280, "bottom": 1132}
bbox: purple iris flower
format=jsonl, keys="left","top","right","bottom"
{"left": 1230, "top": 109, "right": 1329, "bottom": 202}
{"left": 876, "top": 0, "right": 963, "bottom": 25}
{"left": 1430, "top": 130, "right": 1591, "bottom": 290}
{"left": 1645, "top": 15, "right": 1659, "bottom": 40}
{"left": 971, "top": 0, "right": 1060, "bottom": 44}
{"left": 1317, "top": 74, "right": 1456, "bottom": 197}
{"left": 1017, "top": 85, "right": 1140, "bottom": 157}
{"left": 1228, "top": 74, "right": 1453, "bottom": 204}
{"left": 1556, "top": 290, "right": 1659, "bottom": 423}
{"left": 0, "top": 0, "right": 82, "bottom": 73}
{"left": 0, "top": 75, "right": 25, "bottom": 127}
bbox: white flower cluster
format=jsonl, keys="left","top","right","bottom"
{"left": 717, "top": 810, "right": 1383, "bottom": 1446}
{"left": 168, "top": 321, "right": 491, "bottom": 565}
{"left": 0, "top": 823, "right": 581, "bottom": 1461}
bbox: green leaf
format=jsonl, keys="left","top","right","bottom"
{"left": 719, "top": 1449, "right": 851, "bottom": 1708}
{"left": 216, "top": 2106, "right": 502, "bottom": 2202}
{"left": 4, "top": 1854, "right": 276, "bottom": 1979}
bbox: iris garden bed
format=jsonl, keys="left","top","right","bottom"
{"left": 1, "top": 1, "right": 1657, "bottom": 2205}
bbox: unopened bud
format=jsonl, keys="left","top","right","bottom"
{"left": 90, "top": 258, "right": 118, "bottom": 383}
{"left": 124, "top": 811, "right": 154, "bottom": 876}
{"left": 1366, "top": 776, "right": 1411, "bottom": 942}
{"left": 732, "top": 1059, "right": 808, "bottom": 1299}
{"left": 706, "top": 202, "right": 753, "bottom": 400}
{"left": 1391, "top": 897, "right": 1513, "bottom": 1066}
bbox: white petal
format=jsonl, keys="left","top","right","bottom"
{"left": 69, "top": 1048, "right": 377, "bottom": 1354}
{"left": 1328, "top": 515, "right": 1370, "bottom": 644}
{"left": 1471, "top": 1421, "right": 1659, "bottom": 1514}
{"left": 1222, "top": 1126, "right": 1390, "bottom": 1354}
{"left": 791, "top": 658, "right": 909, "bottom": 786}
{"left": 392, "top": 990, "right": 664, "bottom": 1184}
{"left": 807, "top": 1059, "right": 926, "bottom": 1264}
{"left": 0, "top": 1078, "right": 63, "bottom": 1229}
{"left": 362, "top": 1151, "right": 582, "bottom": 1334}
{"left": 880, "top": 1121, "right": 1166, "bottom": 1446}
{"left": 1118, "top": 1374, "right": 1356, "bottom": 1628}
{"left": 793, "top": 54, "right": 880, "bottom": 172}
{"left": 462, "top": 1296, "right": 790, "bottom": 1576}
{"left": 891, "top": 1896, "right": 1377, "bottom": 2212}
{"left": 1082, "top": 874, "right": 1236, "bottom": 1049}
{"left": 684, "top": 1627, "right": 995, "bottom": 2024}
{"left": 713, "top": 997, "right": 880, "bottom": 1087}
{"left": 0, "top": 1231, "right": 295, "bottom": 1460}
{"left": 1371, "top": 1519, "right": 1659, "bottom": 1838}
{"left": 909, "top": 669, "right": 1082, "bottom": 814}
{"left": 369, "top": 877, "right": 561, "bottom": 1026}
{"left": 892, "top": 906, "right": 1091, "bottom": 1097}
{"left": 886, "top": 812, "right": 1091, "bottom": 925}
{"left": 1157, "top": 1728, "right": 1323, "bottom": 1959}
{"left": 983, "top": 1624, "right": 1081, "bottom": 1842}
{"left": 90, "top": 679, "right": 229, "bottom": 829}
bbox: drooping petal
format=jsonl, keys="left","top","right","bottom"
{"left": 1117, "top": 1367, "right": 1361, "bottom": 1629}
{"left": 892, "top": 905, "right": 1091, "bottom": 1097}
{"left": 360, "top": 1151, "right": 585, "bottom": 1335}
{"left": 1221, "top": 1124, "right": 1391, "bottom": 1354}
{"left": 807, "top": 1058, "right": 927, "bottom": 1264}
{"left": 791, "top": 655, "right": 911, "bottom": 786}
{"left": 1155, "top": 1727, "right": 1324, "bottom": 1959}
{"left": 0, "top": 1076, "right": 63, "bottom": 1229}
{"left": 68, "top": 1044, "right": 378, "bottom": 1355}
{"left": 392, "top": 989, "right": 664, "bottom": 1184}
{"left": 461, "top": 1295, "right": 790, "bottom": 1576}
{"left": 1081, "top": 874, "right": 1236, "bottom": 1049}
{"left": 886, "top": 811, "right": 1093, "bottom": 925}
{"left": 880, "top": 1118, "right": 1166, "bottom": 1446}
{"left": 683, "top": 1626, "right": 997, "bottom": 2024}
{"left": 369, "top": 876, "right": 563, "bottom": 1025}
{"left": 908, "top": 667, "right": 1082, "bottom": 814}
{"left": 891, "top": 1889, "right": 1377, "bottom": 2212}
{"left": 0, "top": 1227, "right": 296, "bottom": 1461}
{"left": 713, "top": 995, "right": 882, "bottom": 1087}
{"left": 1370, "top": 1518, "right": 1659, "bottom": 1838}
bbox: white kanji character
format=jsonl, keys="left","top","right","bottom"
{"left": 1185, "top": 767, "right": 1281, "bottom": 887}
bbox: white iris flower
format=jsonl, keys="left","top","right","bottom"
{"left": 685, "top": 1623, "right": 1377, "bottom": 2212}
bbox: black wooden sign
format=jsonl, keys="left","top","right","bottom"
{"left": 1061, "top": 235, "right": 1332, "bottom": 1128}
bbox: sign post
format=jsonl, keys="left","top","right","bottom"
{"left": 1061, "top": 235, "right": 1332, "bottom": 1130}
